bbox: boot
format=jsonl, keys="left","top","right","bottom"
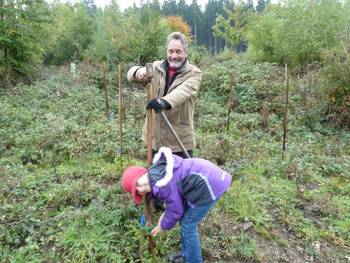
{"left": 168, "top": 251, "right": 185, "bottom": 263}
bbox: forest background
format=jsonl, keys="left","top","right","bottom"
{"left": 0, "top": 0, "right": 349, "bottom": 262}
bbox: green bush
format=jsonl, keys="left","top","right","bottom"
{"left": 200, "top": 60, "right": 284, "bottom": 114}
{"left": 1, "top": 61, "right": 350, "bottom": 262}
{"left": 246, "top": 0, "right": 348, "bottom": 67}
{"left": 321, "top": 42, "right": 350, "bottom": 129}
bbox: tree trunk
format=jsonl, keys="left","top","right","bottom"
{"left": 1, "top": 0, "right": 6, "bottom": 66}
{"left": 194, "top": 21, "right": 197, "bottom": 45}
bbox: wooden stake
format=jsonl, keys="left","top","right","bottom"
{"left": 226, "top": 75, "right": 233, "bottom": 131}
{"left": 118, "top": 64, "right": 123, "bottom": 157}
{"left": 145, "top": 79, "right": 153, "bottom": 224}
{"left": 145, "top": 63, "right": 155, "bottom": 165}
{"left": 101, "top": 62, "right": 109, "bottom": 119}
{"left": 282, "top": 64, "right": 289, "bottom": 159}
{"left": 145, "top": 64, "right": 156, "bottom": 262}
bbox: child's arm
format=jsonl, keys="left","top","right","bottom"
{"left": 151, "top": 212, "right": 165, "bottom": 237}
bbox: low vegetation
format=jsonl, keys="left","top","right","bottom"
{"left": 1, "top": 59, "right": 349, "bottom": 262}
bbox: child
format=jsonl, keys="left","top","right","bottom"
{"left": 121, "top": 147, "right": 232, "bottom": 263}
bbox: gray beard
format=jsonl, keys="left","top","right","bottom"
{"left": 168, "top": 60, "right": 183, "bottom": 69}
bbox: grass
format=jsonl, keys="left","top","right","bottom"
{"left": 1, "top": 63, "right": 349, "bottom": 262}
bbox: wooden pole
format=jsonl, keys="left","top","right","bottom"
{"left": 1, "top": 0, "right": 4, "bottom": 59}
{"left": 146, "top": 80, "right": 153, "bottom": 165}
{"left": 282, "top": 64, "right": 289, "bottom": 159}
{"left": 118, "top": 64, "right": 123, "bottom": 157}
{"left": 226, "top": 75, "right": 233, "bottom": 131}
{"left": 101, "top": 62, "right": 109, "bottom": 119}
{"left": 145, "top": 64, "right": 156, "bottom": 262}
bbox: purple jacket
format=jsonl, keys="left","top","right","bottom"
{"left": 148, "top": 147, "right": 232, "bottom": 230}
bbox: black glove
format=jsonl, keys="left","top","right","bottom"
{"left": 146, "top": 99, "right": 171, "bottom": 113}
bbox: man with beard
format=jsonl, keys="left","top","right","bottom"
{"left": 127, "top": 32, "right": 202, "bottom": 158}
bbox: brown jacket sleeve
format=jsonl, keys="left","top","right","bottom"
{"left": 127, "top": 66, "right": 143, "bottom": 83}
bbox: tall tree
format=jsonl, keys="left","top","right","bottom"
{"left": 167, "top": 16, "right": 192, "bottom": 40}
{"left": 0, "top": 0, "right": 52, "bottom": 86}
{"left": 150, "top": 0, "right": 161, "bottom": 12}
{"left": 212, "top": 0, "right": 255, "bottom": 52}
{"left": 86, "top": 1, "right": 121, "bottom": 62}
{"left": 162, "top": 0, "right": 178, "bottom": 16}
{"left": 204, "top": 0, "right": 219, "bottom": 52}
{"left": 177, "top": 0, "right": 188, "bottom": 19}
{"left": 83, "top": 0, "right": 97, "bottom": 16}
{"left": 246, "top": 0, "right": 347, "bottom": 66}
{"left": 45, "top": 3, "right": 95, "bottom": 65}
{"left": 256, "top": 0, "right": 270, "bottom": 12}
{"left": 186, "top": 0, "right": 203, "bottom": 45}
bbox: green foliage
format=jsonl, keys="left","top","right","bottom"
{"left": 188, "top": 45, "right": 208, "bottom": 66}
{"left": 1, "top": 56, "right": 350, "bottom": 262}
{"left": 320, "top": 38, "right": 350, "bottom": 128}
{"left": 0, "top": 0, "right": 52, "bottom": 86}
{"left": 195, "top": 57, "right": 349, "bottom": 261}
{"left": 85, "top": 3, "right": 122, "bottom": 62}
{"left": 223, "top": 179, "right": 272, "bottom": 228}
{"left": 246, "top": 0, "right": 348, "bottom": 66}
{"left": 0, "top": 71, "right": 177, "bottom": 262}
{"left": 200, "top": 59, "right": 284, "bottom": 114}
{"left": 86, "top": 4, "right": 169, "bottom": 64}
{"left": 135, "top": 14, "right": 169, "bottom": 63}
{"left": 45, "top": 3, "right": 95, "bottom": 65}
{"left": 212, "top": 1, "right": 254, "bottom": 48}
{"left": 236, "top": 231, "right": 260, "bottom": 260}
{"left": 212, "top": 15, "right": 239, "bottom": 48}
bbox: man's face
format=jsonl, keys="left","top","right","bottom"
{"left": 167, "top": 39, "right": 187, "bottom": 69}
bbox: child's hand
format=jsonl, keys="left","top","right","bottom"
{"left": 151, "top": 225, "right": 163, "bottom": 237}
{"left": 151, "top": 212, "right": 165, "bottom": 237}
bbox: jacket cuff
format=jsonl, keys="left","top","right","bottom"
{"left": 127, "top": 66, "right": 143, "bottom": 82}
{"left": 160, "top": 99, "right": 172, "bottom": 110}
{"left": 133, "top": 67, "right": 142, "bottom": 78}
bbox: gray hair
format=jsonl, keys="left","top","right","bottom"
{"left": 166, "top": 32, "right": 189, "bottom": 53}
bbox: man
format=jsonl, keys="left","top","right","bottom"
{"left": 127, "top": 32, "right": 202, "bottom": 158}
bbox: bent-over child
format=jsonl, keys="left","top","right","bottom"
{"left": 121, "top": 147, "right": 232, "bottom": 263}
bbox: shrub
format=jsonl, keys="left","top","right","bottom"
{"left": 321, "top": 41, "right": 350, "bottom": 129}
{"left": 200, "top": 60, "right": 284, "bottom": 114}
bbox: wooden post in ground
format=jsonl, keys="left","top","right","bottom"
{"left": 118, "top": 64, "right": 123, "bottom": 157}
{"left": 145, "top": 63, "right": 156, "bottom": 262}
{"left": 282, "top": 64, "right": 289, "bottom": 159}
{"left": 101, "top": 62, "right": 109, "bottom": 119}
{"left": 226, "top": 75, "right": 233, "bottom": 131}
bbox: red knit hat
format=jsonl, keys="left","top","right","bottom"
{"left": 121, "top": 166, "right": 147, "bottom": 204}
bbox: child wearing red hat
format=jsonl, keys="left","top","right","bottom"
{"left": 121, "top": 147, "right": 232, "bottom": 263}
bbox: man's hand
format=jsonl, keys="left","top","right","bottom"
{"left": 135, "top": 67, "right": 147, "bottom": 82}
{"left": 146, "top": 99, "right": 171, "bottom": 113}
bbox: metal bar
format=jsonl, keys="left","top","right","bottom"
{"left": 160, "top": 111, "right": 190, "bottom": 159}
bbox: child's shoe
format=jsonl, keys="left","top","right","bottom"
{"left": 168, "top": 251, "right": 184, "bottom": 263}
